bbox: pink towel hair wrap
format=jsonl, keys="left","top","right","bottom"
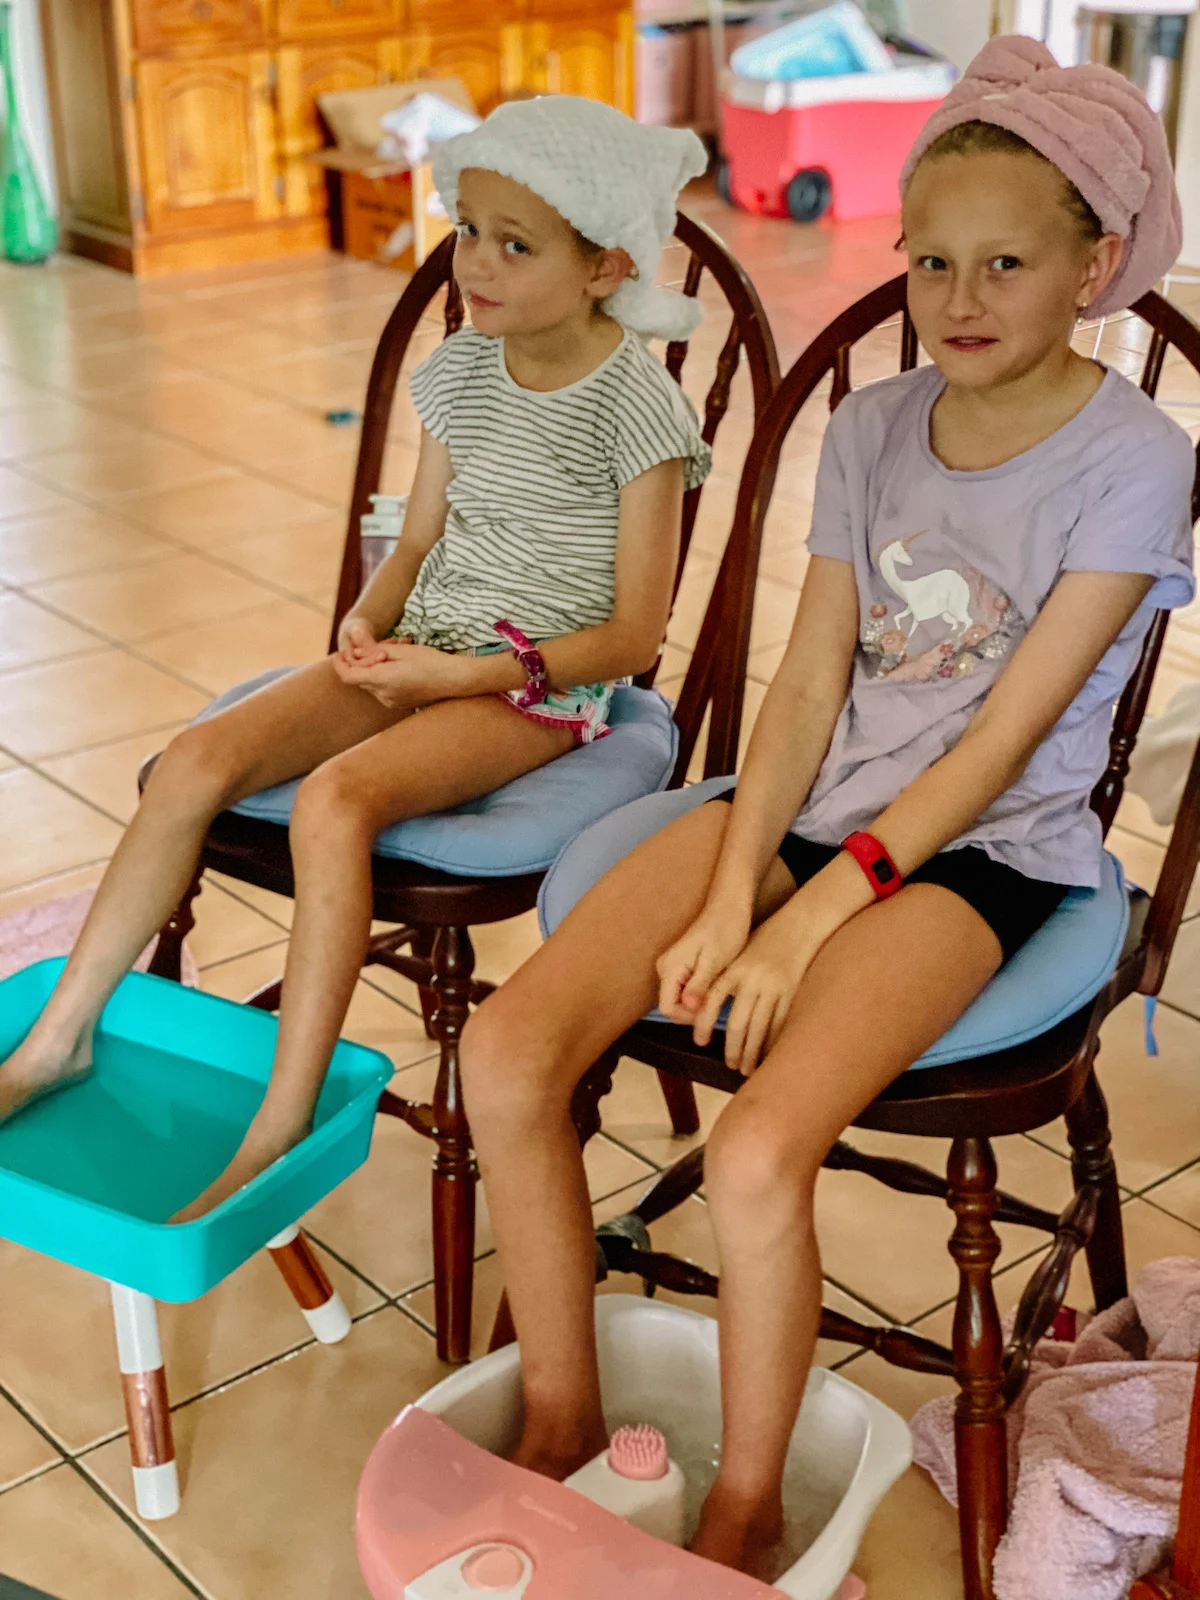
{"left": 900, "top": 34, "right": 1182, "bottom": 319}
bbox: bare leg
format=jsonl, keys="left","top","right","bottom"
{"left": 172, "top": 696, "right": 574, "bottom": 1221}
{"left": 691, "top": 887, "right": 1000, "bottom": 1576}
{"left": 461, "top": 803, "right": 797, "bottom": 1478}
{"left": 0, "top": 660, "right": 401, "bottom": 1121}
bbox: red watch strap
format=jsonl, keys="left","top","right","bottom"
{"left": 841, "top": 832, "right": 903, "bottom": 899}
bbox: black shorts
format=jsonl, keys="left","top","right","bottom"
{"left": 710, "top": 790, "right": 1069, "bottom": 964}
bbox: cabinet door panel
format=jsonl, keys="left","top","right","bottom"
{"left": 523, "top": 12, "right": 633, "bottom": 111}
{"left": 277, "top": 41, "right": 394, "bottom": 216}
{"left": 275, "top": 0, "right": 398, "bottom": 38}
{"left": 136, "top": 54, "right": 280, "bottom": 235}
{"left": 131, "top": 0, "right": 267, "bottom": 54}
{"left": 405, "top": 25, "right": 522, "bottom": 117}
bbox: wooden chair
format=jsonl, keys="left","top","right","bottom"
{"left": 551, "top": 277, "right": 1200, "bottom": 1600}
{"left": 1132, "top": 1356, "right": 1200, "bottom": 1598}
{"left": 141, "top": 215, "right": 781, "bottom": 1364}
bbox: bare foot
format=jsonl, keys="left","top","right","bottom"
{"left": 0, "top": 1028, "right": 94, "bottom": 1125}
{"left": 689, "top": 1484, "right": 785, "bottom": 1579}
{"left": 509, "top": 1421, "right": 610, "bottom": 1481}
{"left": 170, "top": 1109, "right": 312, "bottom": 1223}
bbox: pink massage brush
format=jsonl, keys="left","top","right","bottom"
{"left": 608, "top": 1424, "right": 670, "bottom": 1481}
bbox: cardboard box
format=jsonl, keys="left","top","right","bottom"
{"left": 309, "top": 78, "right": 475, "bottom": 272}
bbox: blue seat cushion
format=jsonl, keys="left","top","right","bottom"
{"left": 538, "top": 777, "right": 1131, "bottom": 1070}
{"left": 192, "top": 667, "right": 678, "bottom": 878}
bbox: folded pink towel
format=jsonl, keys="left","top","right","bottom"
{"left": 901, "top": 34, "right": 1181, "bottom": 319}
{"left": 911, "top": 1257, "right": 1200, "bottom": 1600}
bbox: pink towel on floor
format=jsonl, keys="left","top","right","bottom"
{"left": 910, "top": 1257, "right": 1200, "bottom": 1600}
{"left": 0, "top": 888, "right": 198, "bottom": 988}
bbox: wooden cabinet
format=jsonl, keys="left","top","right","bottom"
{"left": 275, "top": 0, "right": 400, "bottom": 41}
{"left": 276, "top": 38, "right": 401, "bottom": 215}
{"left": 40, "top": 0, "right": 635, "bottom": 276}
{"left": 405, "top": 24, "right": 524, "bottom": 117}
{"left": 524, "top": 9, "right": 633, "bottom": 107}
{"left": 137, "top": 53, "right": 282, "bottom": 234}
{"left": 130, "top": 0, "right": 267, "bottom": 54}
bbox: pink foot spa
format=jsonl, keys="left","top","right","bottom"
{"left": 356, "top": 1296, "right": 910, "bottom": 1599}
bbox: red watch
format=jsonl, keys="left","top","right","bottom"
{"left": 493, "top": 620, "right": 549, "bottom": 708}
{"left": 841, "top": 832, "right": 903, "bottom": 899}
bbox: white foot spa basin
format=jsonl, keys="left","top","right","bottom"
{"left": 358, "top": 1295, "right": 912, "bottom": 1600}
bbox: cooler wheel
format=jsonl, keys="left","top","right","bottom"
{"left": 787, "top": 169, "right": 832, "bottom": 224}
{"left": 715, "top": 159, "right": 734, "bottom": 208}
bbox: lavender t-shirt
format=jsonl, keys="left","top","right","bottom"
{"left": 796, "top": 364, "right": 1196, "bottom": 887}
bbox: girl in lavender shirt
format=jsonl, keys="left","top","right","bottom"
{"left": 461, "top": 38, "right": 1196, "bottom": 1581}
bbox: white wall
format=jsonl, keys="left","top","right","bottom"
{"left": 904, "top": 0, "right": 992, "bottom": 69}
{"left": 5, "top": 0, "right": 57, "bottom": 207}
{"left": 1174, "top": 14, "right": 1200, "bottom": 265}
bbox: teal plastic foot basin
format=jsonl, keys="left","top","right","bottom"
{"left": 0, "top": 960, "right": 393, "bottom": 1302}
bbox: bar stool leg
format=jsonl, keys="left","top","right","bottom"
{"left": 109, "top": 1283, "right": 180, "bottom": 1520}
{"left": 267, "top": 1223, "right": 351, "bottom": 1343}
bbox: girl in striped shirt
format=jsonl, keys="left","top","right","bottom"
{"left": 0, "top": 97, "right": 710, "bottom": 1220}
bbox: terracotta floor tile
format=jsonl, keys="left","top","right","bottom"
{"left": 1029, "top": 997, "right": 1200, "bottom": 1193}
{"left": 0, "top": 591, "right": 103, "bottom": 671}
{"left": 0, "top": 1234, "right": 380, "bottom": 1454}
{"left": 0, "top": 366, "right": 62, "bottom": 411}
{"left": 0, "top": 506, "right": 172, "bottom": 586}
{"left": 0, "top": 465, "right": 84, "bottom": 521}
{"left": 401, "top": 1177, "right": 716, "bottom": 1355}
{"left": 0, "top": 650, "right": 208, "bottom": 760}
{"left": 186, "top": 402, "right": 358, "bottom": 469}
{"left": 204, "top": 870, "right": 295, "bottom": 930}
{"left": 0, "top": 397, "right": 148, "bottom": 460}
{"left": 259, "top": 442, "right": 358, "bottom": 505}
{"left": 0, "top": 1395, "right": 59, "bottom": 1491}
{"left": 119, "top": 469, "right": 330, "bottom": 546}
{"left": 82, "top": 1305, "right": 447, "bottom": 1600}
{"left": 1157, "top": 919, "right": 1200, "bottom": 1022}
{"left": 814, "top": 1129, "right": 1072, "bottom": 1325}
{"left": 1107, "top": 823, "right": 1200, "bottom": 915}
{"left": 24, "top": 437, "right": 226, "bottom": 505}
{"left": 138, "top": 599, "right": 328, "bottom": 695}
{"left": 213, "top": 516, "right": 346, "bottom": 598}
{"left": 32, "top": 551, "right": 278, "bottom": 644}
{"left": 184, "top": 878, "right": 298, "bottom": 969}
{"left": 307, "top": 1059, "right": 652, "bottom": 1296}
{"left": 0, "top": 1465, "right": 195, "bottom": 1599}
{"left": 39, "top": 725, "right": 185, "bottom": 825}
{"left": 0, "top": 767, "right": 123, "bottom": 892}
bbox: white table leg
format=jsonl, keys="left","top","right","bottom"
{"left": 109, "top": 1283, "right": 180, "bottom": 1520}
{"left": 267, "top": 1222, "right": 351, "bottom": 1343}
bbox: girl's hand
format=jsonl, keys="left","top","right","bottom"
{"left": 336, "top": 615, "right": 378, "bottom": 663}
{"left": 693, "top": 911, "right": 819, "bottom": 1077}
{"left": 657, "top": 902, "right": 752, "bottom": 1029}
{"left": 333, "top": 643, "right": 467, "bottom": 710}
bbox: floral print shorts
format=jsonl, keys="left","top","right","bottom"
{"left": 394, "top": 626, "right": 614, "bottom": 746}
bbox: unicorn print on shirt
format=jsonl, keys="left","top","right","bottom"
{"left": 861, "top": 531, "right": 1023, "bottom": 684}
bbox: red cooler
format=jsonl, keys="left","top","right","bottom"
{"left": 719, "top": 51, "right": 956, "bottom": 223}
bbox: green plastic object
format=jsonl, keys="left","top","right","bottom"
{"left": 0, "top": 959, "right": 392, "bottom": 1301}
{"left": 0, "top": 2, "right": 57, "bottom": 264}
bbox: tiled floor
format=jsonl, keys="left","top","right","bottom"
{"left": 2, "top": 182, "right": 1200, "bottom": 1599}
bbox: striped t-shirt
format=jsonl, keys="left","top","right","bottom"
{"left": 398, "top": 326, "right": 711, "bottom": 652}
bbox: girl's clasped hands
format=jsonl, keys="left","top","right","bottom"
{"left": 333, "top": 616, "right": 470, "bottom": 711}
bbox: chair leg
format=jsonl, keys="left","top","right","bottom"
{"left": 109, "top": 1283, "right": 180, "bottom": 1521}
{"left": 411, "top": 926, "right": 438, "bottom": 1041}
{"left": 946, "top": 1136, "right": 1007, "bottom": 1600}
{"left": 267, "top": 1223, "right": 351, "bottom": 1344}
{"left": 428, "top": 924, "right": 478, "bottom": 1365}
{"left": 1064, "top": 1057, "right": 1128, "bottom": 1311}
{"left": 655, "top": 1069, "right": 701, "bottom": 1137}
{"left": 146, "top": 870, "right": 203, "bottom": 983}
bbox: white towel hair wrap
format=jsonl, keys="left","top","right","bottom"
{"left": 432, "top": 96, "right": 709, "bottom": 342}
